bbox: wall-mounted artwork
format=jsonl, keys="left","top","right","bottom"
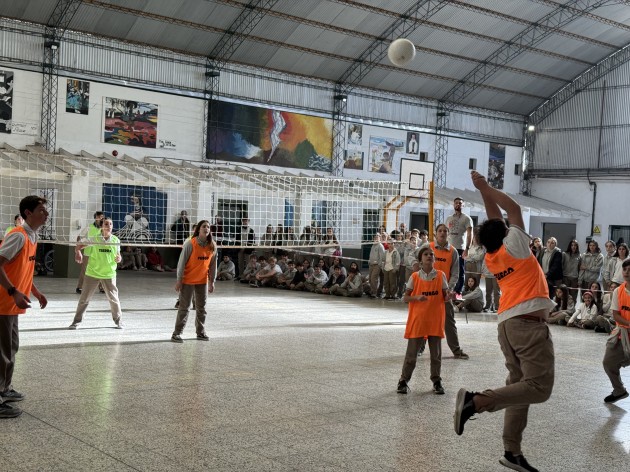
{"left": 0, "top": 71, "right": 14, "bottom": 134}
{"left": 488, "top": 143, "right": 506, "bottom": 189}
{"left": 104, "top": 97, "right": 158, "bottom": 148}
{"left": 208, "top": 101, "right": 333, "bottom": 172}
{"left": 344, "top": 150, "right": 364, "bottom": 170}
{"left": 347, "top": 124, "right": 363, "bottom": 148}
{"left": 368, "top": 136, "right": 405, "bottom": 174}
{"left": 66, "top": 79, "right": 90, "bottom": 115}
{"left": 406, "top": 132, "right": 419, "bottom": 156}
{"left": 102, "top": 183, "right": 167, "bottom": 243}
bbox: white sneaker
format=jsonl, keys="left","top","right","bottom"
{"left": 68, "top": 323, "right": 78, "bottom": 330}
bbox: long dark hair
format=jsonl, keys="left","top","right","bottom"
{"left": 614, "top": 243, "right": 629, "bottom": 259}
{"left": 193, "top": 219, "right": 216, "bottom": 250}
{"left": 555, "top": 284, "right": 569, "bottom": 311}
{"left": 565, "top": 239, "right": 579, "bottom": 255}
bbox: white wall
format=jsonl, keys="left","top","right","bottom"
{"left": 0, "top": 68, "right": 42, "bottom": 148}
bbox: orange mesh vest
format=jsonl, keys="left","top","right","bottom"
{"left": 616, "top": 283, "right": 630, "bottom": 324}
{"left": 430, "top": 242, "right": 456, "bottom": 281}
{"left": 0, "top": 227, "right": 37, "bottom": 315}
{"left": 485, "top": 245, "right": 548, "bottom": 314}
{"left": 404, "top": 270, "right": 445, "bottom": 339}
{"left": 182, "top": 238, "right": 214, "bottom": 285}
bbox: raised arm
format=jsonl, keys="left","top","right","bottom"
{"left": 471, "top": 171, "right": 524, "bottom": 229}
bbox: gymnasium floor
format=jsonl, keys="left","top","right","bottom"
{"left": 1, "top": 271, "right": 628, "bottom": 471}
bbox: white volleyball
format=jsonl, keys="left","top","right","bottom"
{"left": 387, "top": 38, "right": 416, "bottom": 67}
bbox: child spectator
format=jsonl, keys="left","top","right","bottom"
{"left": 305, "top": 265, "right": 328, "bottom": 292}
{"left": 276, "top": 260, "right": 297, "bottom": 289}
{"left": 454, "top": 276, "right": 484, "bottom": 313}
{"left": 217, "top": 254, "right": 236, "bottom": 281}
{"left": 595, "top": 282, "right": 617, "bottom": 333}
{"left": 579, "top": 240, "right": 603, "bottom": 289}
{"left": 481, "top": 259, "right": 500, "bottom": 312}
{"left": 320, "top": 265, "right": 345, "bottom": 294}
{"left": 368, "top": 233, "right": 385, "bottom": 298}
{"left": 134, "top": 247, "right": 148, "bottom": 270}
{"left": 547, "top": 284, "right": 575, "bottom": 325}
{"left": 567, "top": 291, "right": 598, "bottom": 328}
{"left": 562, "top": 240, "right": 581, "bottom": 300}
{"left": 147, "top": 247, "right": 173, "bottom": 272}
{"left": 289, "top": 262, "right": 307, "bottom": 291}
{"left": 119, "top": 246, "right": 138, "bottom": 270}
{"left": 382, "top": 242, "right": 401, "bottom": 300}
{"left": 252, "top": 256, "right": 281, "bottom": 287}
{"left": 240, "top": 254, "right": 260, "bottom": 284}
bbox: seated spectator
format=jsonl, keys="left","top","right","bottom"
{"left": 289, "top": 262, "right": 307, "bottom": 291}
{"left": 567, "top": 291, "right": 598, "bottom": 328}
{"left": 547, "top": 284, "right": 575, "bottom": 325}
{"left": 302, "top": 259, "right": 314, "bottom": 278}
{"left": 134, "top": 247, "right": 148, "bottom": 270}
{"left": 252, "top": 256, "right": 282, "bottom": 287}
{"left": 304, "top": 265, "right": 329, "bottom": 292}
{"left": 454, "top": 276, "right": 484, "bottom": 313}
{"left": 316, "top": 258, "right": 329, "bottom": 275}
{"left": 320, "top": 265, "right": 345, "bottom": 294}
{"left": 217, "top": 255, "right": 236, "bottom": 281}
{"left": 276, "top": 260, "right": 297, "bottom": 289}
{"left": 276, "top": 253, "right": 289, "bottom": 273}
{"left": 328, "top": 257, "right": 347, "bottom": 277}
{"left": 240, "top": 254, "right": 260, "bottom": 284}
{"left": 146, "top": 247, "right": 173, "bottom": 272}
{"left": 119, "top": 246, "right": 138, "bottom": 270}
{"left": 331, "top": 266, "right": 363, "bottom": 297}
{"left": 594, "top": 282, "right": 617, "bottom": 333}
{"left": 589, "top": 281, "right": 605, "bottom": 315}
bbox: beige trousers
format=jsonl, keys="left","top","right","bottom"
{"left": 72, "top": 275, "right": 122, "bottom": 325}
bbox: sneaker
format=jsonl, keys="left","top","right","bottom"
{"left": 1, "top": 389, "right": 25, "bottom": 402}
{"left": 397, "top": 379, "right": 409, "bottom": 394}
{"left": 68, "top": 323, "right": 78, "bottom": 330}
{"left": 171, "top": 334, "right": 183, "bottom": 343}
{"left": 604, "top": 390, "right": 629, "bottom": 403}
{"left": 499, "top": 451, "right": 539, "bottom": 472}
{"left": 174, "top": 300, "right": 180, "bottom": 309}
{"left": 454, "top": 351, "right": 470, "bottom": 360}
{"left": 433, "top": 381, "right": 445, "bottom": 395}
{"left": 454, "top": 388, "right": 477, "bottom": 435}
{"left": 115, "top": 320, "right": 124, "bottom": 329}
{"left": 99, "top": 287, "right": 106, "bottom": 294}
{"left": 0, "top": 402, "right": 22, "bottom": 419}
{"left": 197, "top": 333, "right": 210, "bottom": 341}
{"left": 75, "top": 288, "right": 82, "bottom": 294}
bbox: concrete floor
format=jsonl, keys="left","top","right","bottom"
{"left": 1, "top": 271, "right": 629, "bottom": 471}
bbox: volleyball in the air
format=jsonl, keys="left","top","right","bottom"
{"left": 388, "top": 38, "right": 416, "bottom": 67}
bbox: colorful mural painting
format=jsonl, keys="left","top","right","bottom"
{"left": 368, "top": 135, "right": 405, "bottom": 174}
{"left": 66, "top": 79, "right": 90, "bottom": 115}
{"left": 208, "top": 101, "right": 333, "bottom": 172}
{"left": 103, "top": 97, "right": 158, "bottom": 148}
{"left": 344, "top": 150, "right": 364, "bottom": 170}
{"left": 488, "top": 143, "right": 506, "bottom": 189}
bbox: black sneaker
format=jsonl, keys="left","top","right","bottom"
{"left": 197, "top": 333, "right": 209, "bottom": 341}
{"left": 604, "top": 390, "right": 629, "bottom": 403}
{"left": 0, "top": 402, "right": 22, "bottom": 419}
{"left": 397, "top": 379, "right": 409, "bottom": 394}
{"left": 433, "top": 381, "right": 445, "bottom": 395}
{"left": 499, "top": 451, "right": 539, "bottom": 472}
{"left": 454, "top": 351, "right": 470, "bottom": 360}
{"left": 1, "top": 389, "right": 25, "bottom": 402}
{"left": 171, "top": 334, "right": 183, "bottom": 343}
{"left": 75, "top": 288, "right": 82, "bottom": 294}
{"left": 454, "top": 388, "right": 477, "bottom": 435}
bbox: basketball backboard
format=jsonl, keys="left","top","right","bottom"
{"left": 399, "top": 159, "right": 433, "bottom": 198}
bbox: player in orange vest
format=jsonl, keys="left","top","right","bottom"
{"left": 454, "top": 171, "right": 555, "bottom": 472}
{"left": 171, "top": 220, "right": 217, "bottom": 343}
{"left": 398, "top": 245, "right": 450, "bottom": 395}
{"left": 0, "top": 196, "right": 49, "bottom": 419}
{"left": 602, "top": 257, "right": 630, "bottom": 403}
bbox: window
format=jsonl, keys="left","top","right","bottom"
{"left": 218, "top": 199, "right": 247, "bottom": 239}
{"left": 514, "top": 164, "right": 521, "bottom": 175}
{"left": 468, "top": 158, "right": 477, "bottom": 170}
{"left": 419, "top": 152, "right": 428, "bottom": 162}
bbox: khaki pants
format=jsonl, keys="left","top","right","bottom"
{"left": 77, "top": 255, "right": 103, "bottom": 291}
{"left": 72, "top": 275, "right": 122, "bottom": 325}
{"left": 330, "top": 285, "right": 362, "bottom": 297}
{"left": 401, "top": 336, "right": 442, "bottom": 384}
{"left": 383, "top": 269, "right": 398, "bottom": 298}
{"left": 368, "top": 264, "right": 381, "bottom": 296}
{"left": 0, "top": 315, "right": 19, "bottom": 398}
{"left": 603, "top": 339, "right": 630, "bottom": 396}
{"left": 173, "top": 284, "right": 208, "bottom": 336}
{"left": 478, "top": 317, "right": 554, "bottom": 455}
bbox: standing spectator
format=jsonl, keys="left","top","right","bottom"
{"left": 445, "top": 197, "right": 473, "bottom": 295}
{"left": 465, "top": 227, "right": 485, "bottom": 284}
{"left": 76, "top": 211, "right": 104, "bottom": 294}
{"left": 69, "top": 218, "right": 123, "bottom": 330}
{"left": 530, "top": 237, "right": 543, "bottom": 261}
{"left": 541, "top": 237, "right": 563, "bottom": 298}
{"left": 171, "top": 220, "right": 216, "bottom": 343}
{"left": 260, "top": 224, "right": 275, "bottom": 259}
{"left": 0, "top": 195, "right": 49, "bottom": 419}
{"left": 579, "top": 240, "right": 604, "bottom": 289}
{"left": 170, "top": 210, "right": 191, "bottom": 245}
{"left": 236, "top": 218, "right": 255, "bottom": 278}
{"left": 610, "top": 243, "right": 629, "bottom": 286}
{"left": 368, "top": 234, "right": 385, "bottom": 299}
{"left": 216, "top": 255, "right": 235, "bottom": 281}
{"left": 562, "top": 240, "right": 581, "bottom": 300}
{"left": 602, "top": 240, "right": 617, "bottom": 291}
{"left": 4, "top": 214, "right": 24, "bottom": 237}
{"left": 382, "top": 242, "right": 401, "bottom": 300}
{"left": 397, "top": 245, "right": 449, "bottom": 395}
{"left": 481, "top": 259, "right": 501, "bottom": 312}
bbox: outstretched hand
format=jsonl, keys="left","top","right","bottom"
{"left": 471, "top": 171, "right": 489, "bottom": 190}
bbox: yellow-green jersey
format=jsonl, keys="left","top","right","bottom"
{"left": 86, "top": 234, "right": 120, "bottom": 279}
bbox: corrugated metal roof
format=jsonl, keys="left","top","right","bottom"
{"left": 1, "top": 0, "right": 629, "bottom": 116}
